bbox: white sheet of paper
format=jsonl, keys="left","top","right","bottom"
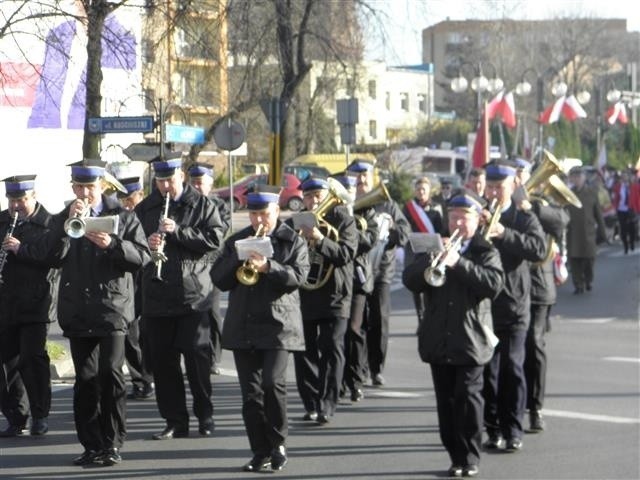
{"left": 235, "top": 236, "right": 274, "bottom": 260}
{"left": 408, "top": 232, "right": 443, "bottom": 254}
{"left": 290, "top": 212, "right": 318, "bottom": 230}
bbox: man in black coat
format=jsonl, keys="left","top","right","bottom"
{"left": 187, "top": 162, "right": 231, "bottom": 376}
{"left": 481, "top": 160, "right": 546, "bottom": 453}
{"left": 135, "top": 154, "right": 224, "bottom": 441}
{"left": 291, "top": 177, "right": 357, "bottom": 424}
{"left": 45, "top": 160, "right": 151, "bottom": 466}
{"left": 212, "top": 186, "right": 309, "bottom": 472}
{"left": 115, "top": 176, "right": 154, "bottom": 401}
{"left": 403, "top": 189, "right": 504, "bottom": 478}
{"left": 0, "top": 175, "right": 55, "bottom": 437}
{"left": 515, "top": 159, "right": 570, "bottom": 433}
{"left": 347, "top": 160, "right": 410, "bottom": 387}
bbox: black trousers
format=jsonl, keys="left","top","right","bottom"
{"left": 524, "top": 304, "right": 550, "bottom": 412}
{"left": 617, "top": 210, "right": 637, "bottom": 252}
{"left": 69, "top": 335, "right": 126, "bottom": 450}
{"left": 146, "top": 311, "right": 213, "bottom": 427}
{"left": 0, "top": 323, "right": 51, "bottom": 424}
{"left": 568, "top": 257, "right": 594, "bottom": 290}
{"left": 366, "top": 281, "right": 391, "bottom": 376}
{"left": 483, "top": 328, "right": 527, "bottom": 441}
{"left": 344, "top": 294, "right": 367, "bottom": 392}
{"left": 233, "top": 349, "right": 289, "bottom": 456}
{"left": 294, "top": 316, "right": 347, "bottom": 416}
{"left": 124, "top": 316, "right": 153, "bottom": 390}
{"left": 431, "top": 364, "right": 484, "bottom": 467}
{"left": 210, "top": 287, "right": 223, "bottom": 366}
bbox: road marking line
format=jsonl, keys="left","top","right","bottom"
{"left": 602, "top": 356, "right": 640, "bottom": 363}
{"left": 543, "top": 409, "right": 640, "bottom": 424}
{"left": 366, "top": 390, "right": 423, "bottom": 399}
{"left": 562, "top": 318, "right": 615, "bottom": 324}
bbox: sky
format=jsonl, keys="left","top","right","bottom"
{"left": 367, "top": 0, "right": 640, "bottom": 65}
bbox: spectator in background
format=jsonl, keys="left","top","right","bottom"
{"left": 611, "top": 169, "right": 640, "bottom": 254}
{"left": 466, "top": 168, "right": 487, "bottom": 198}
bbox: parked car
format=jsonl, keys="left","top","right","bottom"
{"left": 212, "top": 173, "right": 303, "bottom": 211}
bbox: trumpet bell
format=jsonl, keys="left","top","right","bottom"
{"left": 353, "top": 181, "right": 391, "bottom": 212}
{"left": 424, "top": 266, "right": 446, "bottom": 287}
{"left": 236, "top": 263, "right": 260, "bottom": 286}
{"left": 64, "top": 217, "right": 86, "bottom": 238}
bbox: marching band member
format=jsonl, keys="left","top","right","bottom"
{"left": 212, "top": 185, "right": 309, "bottom": 472}
{"left": 0, "top": 175, "right": 55, "bottom": 437}
{"left": 346, "top": 160, "right": 410, "bottom": 387}
{"left": 481, "top": 159, "right": 546, "bottom": 453}
{"left": 403, "top": 188, "right": 504, "bottom": 478}
{"left": 115, "top": 176, "right": 154, "bottom": 401}
{"left": 187, "top": 162, "right": 231, "bottom": 376}
{"left": 45, "top": 159, "right": 150, "bottom": 466}
{"left": 290, "top": 177, "right": 357, "bottom": 424}
{"left": 135, "top": 153, "right": 225, "bottom": 441}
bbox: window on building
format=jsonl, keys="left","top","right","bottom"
{"left": 400, "top": 92, "right": 409, "bottom": 111}
{"left": 368, "top": 80, "right": 377, "bottom": 99}
{"left": 369, "top": 120, "right": 377, "bottom": 139}
{"left": 418, "top": 94, "right": 426, "bottom": 113}
{"left": 385, "top": 92, "right": 390, "bottom": 110}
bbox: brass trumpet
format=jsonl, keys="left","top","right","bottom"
{"left": 64, "top": 199, "right": 89, "bottom": 238}
{"left": 236, "top": 224, "right": 266, "bottom": 286}
{"left": 423, "top": 229, "right": 463, "bottom": 287}
{"left": 481, "top": 198, "right": 504, "bottom": 242}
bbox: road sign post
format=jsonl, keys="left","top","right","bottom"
{"left": 336, "top": 98, "right": 359, "bottom": 167}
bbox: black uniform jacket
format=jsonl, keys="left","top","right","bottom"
{"left": 491, "top": 202, "right": 546, "bottom": 330}
{"left": 402, "top": 234, "right": 504, "bottom": 366}
{"left": 530, "top": 199, "right": 569, "bottom": 306}
{"left": 353, "top": 206, "right": 379, "bottom": 295}
{"left": 212, "top": 221, "right": 309, "bottom": 351}
{"left": 288, "top": 204, "right": 357, "bottom": 321}
{"left": 46, "top": 195, "right": 151, "bottom": 337}
{"left": 373, "top": 200, "right": 411, "bottom": 284}
{"left": 135, "top": 185, "right": 224, "bottom": 317}
{"left": 0, "top": 203, "right": 56, "bottom": 330}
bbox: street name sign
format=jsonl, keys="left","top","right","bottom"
{"left": 165, "top": 124, "right": 206, "bottom": 144}
{"left": 88, "top": 116, "right": 155, "bottom": 134}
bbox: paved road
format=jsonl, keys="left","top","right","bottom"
{"left": 1, "top": 240, "right": 638, "bottom": 479}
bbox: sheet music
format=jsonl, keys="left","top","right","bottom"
{"left": 408, "top": 232, "right": 443, "bottom": 254}
{"left": 234, "top": 236, "right": 274, "bottom": 260}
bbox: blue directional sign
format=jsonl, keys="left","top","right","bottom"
{"left": 87, "top": 116, "right": 155, "bottom": 134}
{"left": 165, "top": 124, "right": 206, "bottom": 144}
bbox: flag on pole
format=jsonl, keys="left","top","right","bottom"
{"left": 596, "top": 143, "right": 607, "bottom": 174}
{"left": 539, "top": 96, "right": 565, "bottom": 124}
{"left": 605, "top": 102, "right": 629, "bottom": 125}
{"left": 487, "top": 90, "right": 517, "bottom": 128}
{"left": 539, "top": 95, "right": 587, "bottom": 124}
{"left": 471, "top": 102, "right": 489, "bottom": 168}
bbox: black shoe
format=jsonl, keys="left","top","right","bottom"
{"left": 372, "top": 373, "right": 385, "bottom": 386}
{"left": 350, "top": 388, "right": 364, "bottom": 402}
{"left": 0, "top": 423, "right": 28, "bottom": 437}
{"left": 198, "top": 417, "right": 215, "bottom": 436}
{"left": 270, "top": 445, "right": 288, "bottom": 471}
{"left": 573, "top": 287, "right": 584, "bottom": 295}
{"left": 463, "top": 464, "right": 479, "bottom": 477}
{"left": 447, "top": 465, "right": 463, "bottom": 477}
{"left": 316, "top": 413, "right": 331, "bottom": 424}
{"left": 242, "top": 454, "right": 271, "bottom": 472}
{"left": 72, "top": 449, "right": 101, "bottom": 466}
{"left": 482, "top": 433, "right": 505, "bottom": 450}
{"left": 528, "top": 410, "right": 545, "bottom": 433}
{"left": 302, "top": 411, "right": 318, "bottom": 421}
{"left": 586, "top": 283, "right": 592, "bottom": 291}
{"left": 30, "top": 417, "right": 48, "bottom": 436}
{"left": 152, "top": 425, "right": 189, "bottom": 440}
{"left": 128, "top": 383, "right": 154, "bottom": 400}
{"left": 505, "top": 437, "right": 523, "bottom": 452}
{"left": 96, "top": 447, "right": 122, "bottom": 466}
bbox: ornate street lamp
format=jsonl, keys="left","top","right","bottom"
{"left": 451, "top": 61, "right": 503, "bottom": 126}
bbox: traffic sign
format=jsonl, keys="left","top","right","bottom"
{"left": 164, "top": 124, "right": 206, "bottom": 144}
{"left": 213, "top": 119, "right": 245, "bottom": 151}
{"left": 123, "top": 142, "right": 170, "bottom": 162}
{"left": 88, "top": 116, "right": 155, "bottom": 134}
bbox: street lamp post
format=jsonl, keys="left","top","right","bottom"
{"left": 451, "top": 61, "right": 503, "bottom": 127}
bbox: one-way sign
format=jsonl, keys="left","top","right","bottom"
{"left": 88, "top": 116, "right": 155, "bottom": 134}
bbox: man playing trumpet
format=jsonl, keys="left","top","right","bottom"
{"left": 403, "top": 188, "right": 504, "bottom": 478}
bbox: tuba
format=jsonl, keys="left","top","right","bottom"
{"left": 302, "top": 177, "right": 352, "bottom": 290}
{"left": 236, "top": 224, "right": 266, "bottom": 286}
{"left": 424, "top": 229, "right": 463, "bottom": 287}
{"left": 353, "top": 181, "right": 391, "bottom": 231}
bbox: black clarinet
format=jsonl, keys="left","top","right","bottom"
{"left": 0, "top": 212, "right": 20, "bottom": 285}
{"left": 151, "top": 194, "right": 170, "bottom": 282}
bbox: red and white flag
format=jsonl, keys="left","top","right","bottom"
{"left": 487, "top": 90, "right": 517, "bottom": 129}
{"left": 471, "top": 102, "right": 489, "bottom": 168}
{"left": 605, "top": 102, "right": 628, "bottom": 125}
{"left": 539, "top": 95, "right": 587, "bottom": 124}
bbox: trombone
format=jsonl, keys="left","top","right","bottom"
{"left": 236, "top": 224, "right": 266, "bottom": 286}
{"left": 423, "top": 229, "right": 463, "bottom": 287}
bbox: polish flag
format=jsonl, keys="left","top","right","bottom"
{"left": 605, "top": 102, "right": 629, "bottom": 125}
{"left": 561, "top": 94, "right": 587, "bottom": 121}
{"left": 471, "top": 102, "right": 489, "bottom": 168}
{"left": 539, "top": 96, "right": 565, "bottom": 124}
{"left": 487, "top": 91, "right": 517, "bottom": 129}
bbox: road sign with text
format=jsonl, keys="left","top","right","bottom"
{"left": 164, "top": 124, "right": 206, "bottom": 144}
{"left": 88, "top": 116, "right": 155, "bottom": 134}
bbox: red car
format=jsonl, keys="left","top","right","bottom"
{"left": 212, "top": 173, "right": 303, "bottom": 211}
